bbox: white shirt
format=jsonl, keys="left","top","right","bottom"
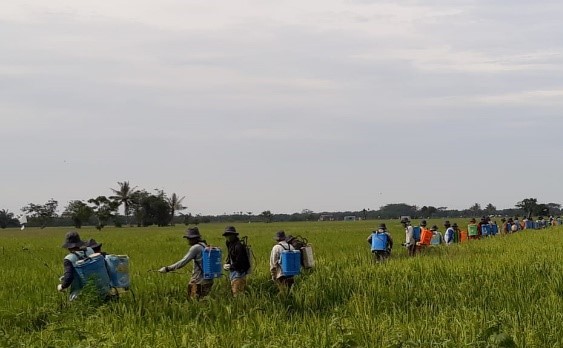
{"left": 269, "top": 241, "right": 294, "bottom": 279}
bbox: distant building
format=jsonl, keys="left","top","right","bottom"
{"left": 319, "top": 214, "right": 334, "bottom": 221}
{"left": 344, "top": 216, "right": 357, "bottom": 221}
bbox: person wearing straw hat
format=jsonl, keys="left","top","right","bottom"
{"left": 158, "top": 227, "right": 213, "bottom": 299}
{"left": 269, "top": 230, "right": 295, "bottom": 291}
{"left": 58, "top": 231, "right": 95, "bottom": 299}
{"left": 222, "top": 226, "right": 250, "bottom": 296}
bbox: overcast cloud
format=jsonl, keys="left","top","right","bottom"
{"left": 1, "top": 0, "right": 563, "bottom": 215}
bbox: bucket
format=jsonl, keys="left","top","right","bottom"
{"left": 370, "top": 233, "right": 388, "bottom": 252}
{"left": 301, "top": 245, "right": 315, "bottom": 269}
{"left": 105, "top": 255, "right": 130, "bottom": 289}
{"left": 202, "top": 247, "right": 222, "bottom": 280}
{"left": 468, "top": 224, "right": 478, "bottom": 236}
{"left": 74, "top": 253, "right": 111, "bottom": 295}
{"left": 280, "top": 250, "right": 301, "bottom": 276}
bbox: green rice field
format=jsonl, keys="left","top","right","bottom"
{"left": 1, "top": 220, "right": 562, "bottom": 347}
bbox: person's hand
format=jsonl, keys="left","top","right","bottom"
{"left": 223, "top": 263, "right": 231, "bottom": 271}
{"left": 57, "top": 284, "right": 64, "bottom": 292}
{"left": 158, "top": 267, "right": 168, "bottom": 273}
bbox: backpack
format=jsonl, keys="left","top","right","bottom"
{"left": 240, "top": 236, "right": 255, "bottom": 274}
{"left": 278, "top": 242, "right": 301, "bottom": 277}
{"left": 412, "top": 226, "right": 421, "bottom": 242}
{"left": 288, "top": 236, "right": 315, "bottom": 269}
{"left": 198, "top": 242, "right": 222, "bottom": 280}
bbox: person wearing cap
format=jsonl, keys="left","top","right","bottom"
{"left": 158, "top": 227, "right": 213, "bottom": 299}
{"left": 367, "top": 223, "right": 393, "bottom": 262}
{"left": 269, "top": 230, "right": 296, "bottom": 291}
{"left": 401, "top": 218, "right": 416, "bottom": 257}
{"left": 58, "top": 231, "right": 95, "bottom": 299}
{"left": 222, "top": 226, "right": 251, "bottom": 296}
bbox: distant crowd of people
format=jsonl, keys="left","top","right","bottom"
{"left": 57, "top": 215, "right": 559, "bottom": 301}
{"left": 367, "top": 216, "right": 561, "bottom": 261}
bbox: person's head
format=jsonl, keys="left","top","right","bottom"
{"left": 183, "top": 227, "right": 202, "bottom": 245}
{"left": 444, "top": 220, "right": 451, "bottom": 228}
{"left": 508, "top": 218, "right": 514, "bottom": 223}
{"left": 86, "top": 238, "right": 103, "bottom": 253}
{"left": 470, "top": 218, "right": 476, "bottom": 223}
{"left": 222, "top": 226, "right": 239, "bottom": 242}
{"left": 420, "top": 220, "right": 427, "bottom": 227}
{"left": 378, "top": 223, "right": 386, "bottom": 231}
{"left": 274, "top": 230, "right": 286, "bottom": 242}
{"left": 61, "top": 231, "right": 86, "bottom": 251}
{"left": 430, "top": 225, "right": 438, "bottom": 231}
{"left": 501, "top": 218, "right": 506, "bottom": 222}
{"left": 452, "top": 223, "right": 458, "bottom": 229}
{"left": 400, "top": 218, "right": 410, "bottom": 226}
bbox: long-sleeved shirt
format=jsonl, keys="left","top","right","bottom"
{"left": 166, "top": 243, "right": 211, "bottom": 284}
{"left": 405, "top": 225, "right": 415, "bottom": 246}
{"left": 269, "top": 241, "right": 294, "bottom": 279}
{"left": 226, "top": 238, "right": 250, "bottom": 273}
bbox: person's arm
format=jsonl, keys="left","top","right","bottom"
{"left": 387, "top": 233, "right": 393, "bottom": 249}
{"left": 166, "top": 245, "right": 199, "bottom": 272}
{"left": 60, "top": 259, "right": 74, "bottom": 289}
{"left": 367, "top": 235, "right": 372, "bottom": 245}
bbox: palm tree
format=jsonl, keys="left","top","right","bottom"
{"left": 110, "top": 181, "right": 137, "bottom": 225}
{"left": 167, "top": 193, "right": 186, "bottom": 226}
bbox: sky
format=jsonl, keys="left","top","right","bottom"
{"left": 1, "top": 0, "right": 563, "bottom": 216}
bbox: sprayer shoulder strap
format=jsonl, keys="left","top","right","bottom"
{"left": 195, "top": 243, "right": 207, "bottom": 270}
{"left": 278, "top": 242, "right": 290, "bottom": 251}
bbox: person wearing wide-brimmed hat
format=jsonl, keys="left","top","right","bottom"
{"left": 443, "top": 221, "right": 456, "bottom": 245}
{"left": 158, "top": 227, "right": 213, "bottom": 299}
{"left": 367, "top": 223, "right": 393, "bottom": 262}
{"left": 269, "top": 230, "right": 296, "bottom": 291}
{"left": 222, "top": 226, "right": 251, "bottom": 296}
{"left": 58, "top": 231, "right": 95, "bottom": 299}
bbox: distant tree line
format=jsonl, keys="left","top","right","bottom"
{"left": 0, "top": 192, "right": 561, "bottom": 229}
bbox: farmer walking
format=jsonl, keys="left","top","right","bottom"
{"left": 401, "top": 218, "right": 416, "bottom": 257}
{"left": 270, "top": 230, "right": 295, "bottom": 292}
{"left": 58, "top": 231, "right": 95, "bottom": 300}
{"left": 159, "top": 227, "right": 213, "bottom": 300}
{"left": 444, "top": 221, "right": 456, "bottom": 245}
{"left": 367, "top": 223, "right": 393, "bottom": 262}
{"left": 222, "top": 226, "right": 251, "bottom": 297}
